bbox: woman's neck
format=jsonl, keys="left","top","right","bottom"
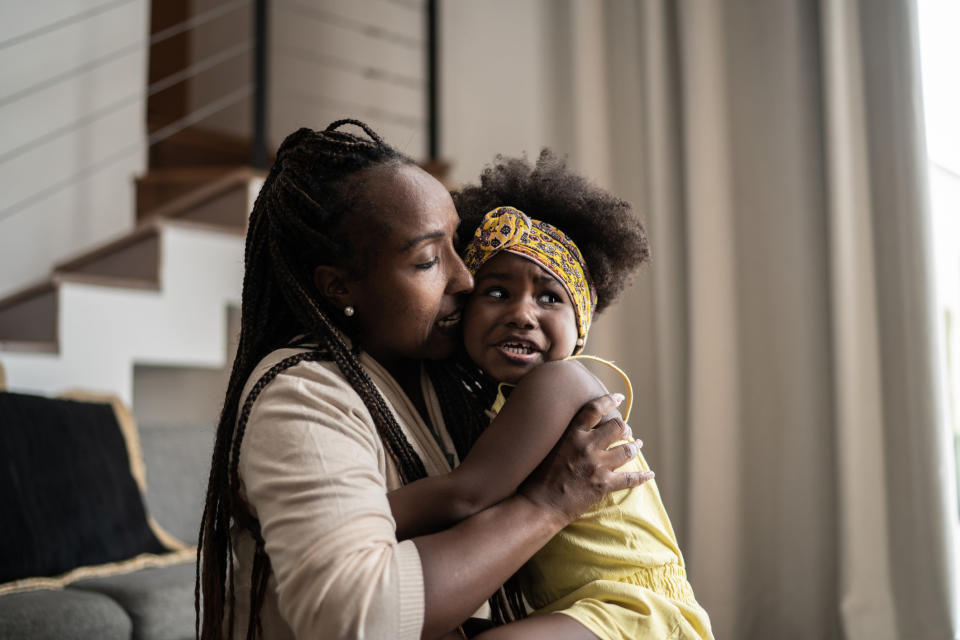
{"left": 380, "top": 357, "right": 429, "bottom": 424}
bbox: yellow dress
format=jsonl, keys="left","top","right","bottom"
{"left": 492, "top": 357, "right": 714, "bottom": 640}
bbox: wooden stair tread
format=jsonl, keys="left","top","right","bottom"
{"left": 0, "top": 340, "right": 58, "bottom": 354}
{"left": 0, "top": 168, "right": 256, "bottom": 358}
{"left": 138, "top": 167, "right": 255, "bottom": 229}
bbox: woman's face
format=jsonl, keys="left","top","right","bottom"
{"left": 337, "top": 164, "right": 473, "bottom": 373}
{"left": 462, "top": 251, "right": 579, "bottom": 384}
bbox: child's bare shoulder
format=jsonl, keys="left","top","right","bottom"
{"left": 514, "top": 359, "right": 606, "bottom": 399}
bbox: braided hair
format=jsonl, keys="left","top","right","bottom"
{"left": 196, "top": 120, "right": 479, "bottom": 639}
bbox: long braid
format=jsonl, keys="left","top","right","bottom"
{"left": 266, "top": 237, "right": 428, "bottom": 481}
{"left": 197, "top": 121, "right": 436, "bottom": 640}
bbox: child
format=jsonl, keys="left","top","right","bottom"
{"left": 389, "top": 152, "right": 713, "bottom": 640}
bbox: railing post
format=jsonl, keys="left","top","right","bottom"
{"left": 427, "top": 0, "right": 438, "bottom": 161}
{"left": 252, "top": 0, "right": 269, "bottom": 169}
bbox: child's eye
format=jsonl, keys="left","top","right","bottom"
{"left": 415, "top": 256, "right": 439, "bottom": 270}
{"left": 538, "top": 291, "right": 563, "bottom": 304}
{"left": 485, "top": 287, "right": 507, "bottom": 299}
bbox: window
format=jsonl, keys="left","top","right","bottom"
{"left": 917, "top": 0, "right": 960, "bottom": 511}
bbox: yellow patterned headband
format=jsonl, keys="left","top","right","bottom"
{"left": 463, "top": 206, "right": 597, "bottom": 353}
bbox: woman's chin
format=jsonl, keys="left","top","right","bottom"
{"left": 421, "top": 332, "right": 459, "bottom": 360}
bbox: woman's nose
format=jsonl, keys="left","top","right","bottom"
{"left": 447, "top": 254, "right": 474, "bottom": 295}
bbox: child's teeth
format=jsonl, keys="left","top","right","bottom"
{"left": 503, "top": 344, "right": 533, "bottom": 354}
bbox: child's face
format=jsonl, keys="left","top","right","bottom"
{"left": 463, "top": 251, "right": 579, "bottom": 384}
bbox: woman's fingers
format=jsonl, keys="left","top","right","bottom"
{"left": 521, "top": 394, "right": 654, "bottom": 524}
{"left": 605, "top": 438, "right": 641, "bottom": 465}
{"left": 591, "top": 416, "right": 630, "bottom": 448}
{"left": 569, "top": 393, "right": 623, "bottom": 431}
{"left": 606, "top": 469, "right": 656, "bottom": 493}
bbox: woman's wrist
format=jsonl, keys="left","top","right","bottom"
{"left": 511, "top": 490, "right": 573, "bottom": 533}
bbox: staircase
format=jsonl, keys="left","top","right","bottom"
{"left": 0, "top": 169, "right": 261, "bottom": 406}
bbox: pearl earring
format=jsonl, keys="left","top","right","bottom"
{"left": 344, "top": 306, "right": 355, "bottom": 317}
{"left": 576, "top": 338, "right": 585, "bottom": 347}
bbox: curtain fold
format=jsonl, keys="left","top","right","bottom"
{"left": 857, "top": 1, "right": 957, "bottom": 636}
{"left": 551, "top": 1, "right": 957, "bottom": 637}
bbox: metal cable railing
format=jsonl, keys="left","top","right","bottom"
{"left": 0, "top": 0, "right": 267, "bottom": 223}
{"left": 148, "top": 41, "right": 254, "bottom": 98}
{"left": 276, "top": 0, "right": 422, "bottom": 50}
{"left": 149, "top": 0, "right": 252, "bottom": 47}
{"left": 1, "top": 0, "right": 438, "bottom": 223}
{"left": 148, "top": 85, "right": 254, "bottom": 148}
{"left": 0, "top": 0, "right": 136, "bottom": 51}
{"left": 273, "top": 42, "right": 422, "bottom": 89}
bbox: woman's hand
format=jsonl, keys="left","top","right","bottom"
{"left": 518, "top": 393, "right": 654, "bottom": 526}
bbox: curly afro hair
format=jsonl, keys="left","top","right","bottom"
{"left": 452, "top": 149, "right": 649, "bottom": 314}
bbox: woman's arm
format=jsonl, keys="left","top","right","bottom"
{"left": 241, "top": 360, "right": 648, "bottom": 640}
{"left": 389, "top": 360, "right": 642, "bottom": 540}
{"left": 415, "top": 392, "right": 648, "bottom": 639}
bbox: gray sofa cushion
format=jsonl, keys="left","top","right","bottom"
{"left": 68, "top": 561, "right": 196, "bottom": 640}
{"left": 139, "top": 423, "right": 215, "bottom": 545}
{"left": 0, "top": 588, "right": 132, "bottom": 640}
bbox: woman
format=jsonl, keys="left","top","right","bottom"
{"left": 197, "top": 121, "right": 649, "bottom": 640}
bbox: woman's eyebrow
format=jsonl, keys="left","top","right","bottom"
{"left": 401, "top": 230, "right": 445, "bottom": 251}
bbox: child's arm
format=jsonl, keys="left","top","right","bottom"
{"left": 389, "top": 359, "right": 637, "bottom": 540}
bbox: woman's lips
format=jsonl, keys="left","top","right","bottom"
{"left": 436, "top": 308, "right": 461, "bottom": 329}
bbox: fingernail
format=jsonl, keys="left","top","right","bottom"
{"left": 635, "top": 438, "right": 643, "bottom": 448}
{"left": 612, "top": 393, "right": 625, "bottom": 406}
{"left": 642, "top": 470, "right": 655, "bottom": 480}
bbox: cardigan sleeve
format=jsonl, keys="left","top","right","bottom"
{"left": 237, "top": 359, "right": 424, "bottom": 640}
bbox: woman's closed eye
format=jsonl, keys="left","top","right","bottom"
{"left": 415, "top": 256, "right": 439, "bottom": 270}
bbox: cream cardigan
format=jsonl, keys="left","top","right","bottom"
{"left": 231, "top": 347, "right": 459, "bottom": 640}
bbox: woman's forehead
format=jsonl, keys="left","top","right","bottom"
{"left": 361, "top": 164, "right": 457, "bottom": 244}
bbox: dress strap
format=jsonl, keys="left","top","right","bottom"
{"left": 566, "top": 355, "right": 634, "bottom": 423}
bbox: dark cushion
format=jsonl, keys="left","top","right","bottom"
{"left": 0, "top": 391, "right": 166, "bottom": 583}
{"left": 0, "top": 588, "right": 132, "bottom": 640}
{"left": 69, "top": 561, "right": 196, "bottom": 640}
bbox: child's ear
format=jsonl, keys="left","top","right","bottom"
{"left": 313, "top": 265, "right": 353, "bottom": 310}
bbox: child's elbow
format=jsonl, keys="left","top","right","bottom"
{"left": 444, "top": 473, "right": 498, "bottom": 522}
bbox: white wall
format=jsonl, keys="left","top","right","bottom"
{"left": 269, "top": 0, "right": 427, "bottom": 158}
{"left": 0, "top": 0, "right": 149, "bottom": 298}
{"left": 439, "top": 0, "right": 557, "bottom": 187}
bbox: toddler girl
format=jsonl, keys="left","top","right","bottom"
{"left": 389, "top": 152, "right": 713, "bottom": 640}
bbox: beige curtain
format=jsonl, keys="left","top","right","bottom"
{"left": 545, "top": 1, "right": 956, "bottom": 637}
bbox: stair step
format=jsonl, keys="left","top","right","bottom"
{"left": 136, "top": 166, "right": 238, "bottom": 216}
{"left": 0, "top": 223, "right": 245, "bottom": 403}
{"left": 147, "top": 125, "right": 252, "bottom": 170}
{"left": 137, "top": 168, "right": 254, "bottom": 229}
{"left": 0, "top": 280, "right": 57, "bottom": 346}
{"left": 55, "top": 223, "right": 162, "bottom": 288}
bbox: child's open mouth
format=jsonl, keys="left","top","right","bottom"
{"left": 495, "top": 340, "right": 541, "bottom": 362}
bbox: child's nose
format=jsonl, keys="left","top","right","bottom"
{"left": 505, "top": 299, "right": 537, "bottom": 329}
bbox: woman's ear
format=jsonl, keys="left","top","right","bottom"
{"left": 313, "top": 265, "right": 352, "bottom": 310}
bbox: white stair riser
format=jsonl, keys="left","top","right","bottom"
{"left": 0, "top": 225, "right": 244, "bottom": 404}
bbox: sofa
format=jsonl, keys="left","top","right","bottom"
{"left": 0, "top": 378, "right": 214, "bottom": 640}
